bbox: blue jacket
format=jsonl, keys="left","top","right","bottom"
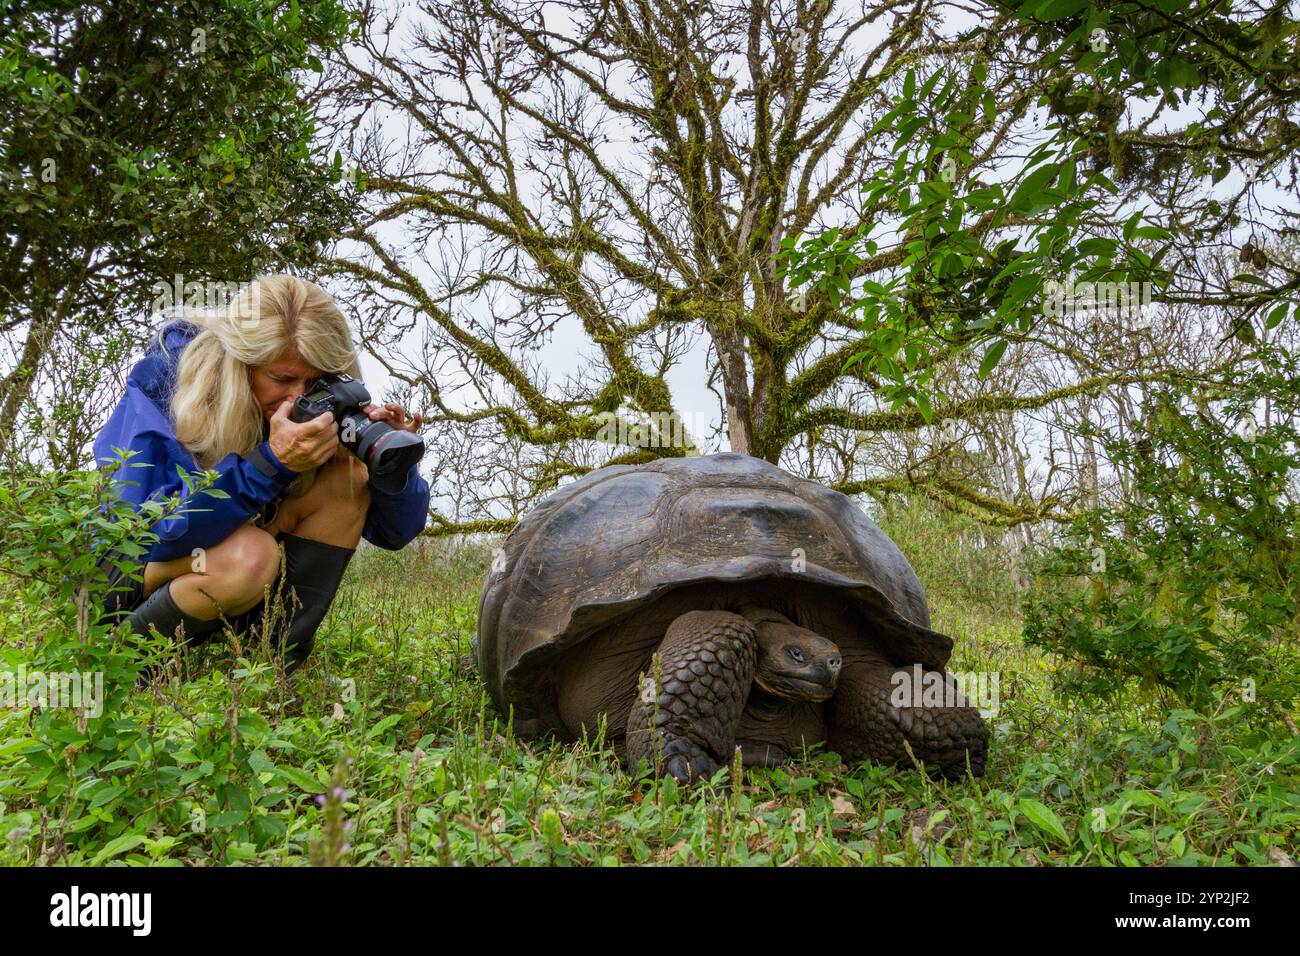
{"left": 93, "top": 321, "right": 431, "bottom": 562}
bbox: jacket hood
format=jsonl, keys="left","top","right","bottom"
{"left": 130, "top": 320, "right": 200, "bottom": 415}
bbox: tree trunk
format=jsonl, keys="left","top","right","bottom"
{"left": 0, "top": 258, "right": 86, "bottom": 450}
{"left": 0, "top": 311, "right": 60, "bottom": 449}
{"left": 712, "top": 322, "right": 753, "bottom": 456}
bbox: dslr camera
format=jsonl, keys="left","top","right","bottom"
{"left": 289, "top": 373, "right": 425, "bottom": 491}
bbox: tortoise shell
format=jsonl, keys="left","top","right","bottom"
{"left": 476, "top": 452, "right": 953, "bottom": 729}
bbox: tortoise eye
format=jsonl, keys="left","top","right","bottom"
{"left": 788, "top": 647, "right": 806, "bottom": 664}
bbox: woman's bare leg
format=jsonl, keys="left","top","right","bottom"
{"left": 264, "top": 454, "right": 371, "bottom": 547}
{"left": 142, "top": 524, "right": 281, "bottom": 619}
{"left": 140, "top": 455, "right": 369, "bottom": 620}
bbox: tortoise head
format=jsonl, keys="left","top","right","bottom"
{"left": 737, "top": 605, "right": 841, "bottom": 702}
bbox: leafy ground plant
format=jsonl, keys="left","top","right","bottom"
{"left": 2, "top": 514, "right": 1294, "bottom": 866}
{"left": 1024, "top": 347, "right": 1300, "bottom": 720}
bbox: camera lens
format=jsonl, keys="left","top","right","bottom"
{"left": 341, "top": 411, "right": 425, "bottom": 480}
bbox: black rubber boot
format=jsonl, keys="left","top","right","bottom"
{"left": 125, "top": 579, "right": 226, "bottom": 644}
{"left": 125, "top": 580, "right": 225, "bottom": 686}
{"left": 277, "top": 533, "right": 355, "bottom": 674}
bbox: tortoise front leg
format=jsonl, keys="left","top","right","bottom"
{"left": 625, "top": 610, "right": 756, "bottom": 784}
{"left": 827, "top": 659, "right": 989, "bottom": 780}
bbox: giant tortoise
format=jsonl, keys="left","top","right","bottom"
{"left": 475, "top": 453, "right": 988, "bottom": 783}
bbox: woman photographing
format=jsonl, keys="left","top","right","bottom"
{"left": 94, "top": 274, "right": 430, "bottom": 673}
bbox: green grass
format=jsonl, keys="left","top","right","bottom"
{"left": 1, "top": 538, "right": 1297, "bottom": 866}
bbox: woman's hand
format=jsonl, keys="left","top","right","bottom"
{"left": 361, "top": 402, "right": 423, "bottom": 433}
{"left": 268, "top": 400, "right": 339, "bottom": 472}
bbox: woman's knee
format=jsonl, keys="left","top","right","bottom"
{"left": 142, "top": 527, "right": 278, "bottom": 600}
{"left": 214, "top": 526, "right": 281, "bottom": 597}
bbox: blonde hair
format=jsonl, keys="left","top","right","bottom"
{"left": 164, "top": 274, "right": 361, "bottom": 495}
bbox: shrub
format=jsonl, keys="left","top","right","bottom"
{"left": 0, "top": 457, "right": 301, "bottom": 863}
{"left": 1023, "top": 346, "right": 1300, "bottom": 720}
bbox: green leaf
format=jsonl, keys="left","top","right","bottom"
{"left": 1131, "top": 225, "right": 1171, "bottom": 241}
{"left": 896, "top": 116, "right": 928, "bottom": 150}
{"left": 1118, "top": 789, "right": 1167, "bottom": 811}
{"left": 1157, "top": 58, "right": 1200, "bottom": 90}
{"left": 277, "top": 766, "right": 326, "bottom": 794}
{"left": 367, "top": 713, "right": 404, "bottom": 739}
{"left": 1078, "top": 237, "right": 1119, "bottom": 259}
{"left": 247, "top": 749, "right": 275, "bottom": 774}
{"left": 209, "top": 810, "right": 246, "bottom": 829}
{"left": 1035, "top": 0, "right": 1089, "bottom": 20}
{"left": 914, "top": 391, "right": 933, "bottom": 423}
{"left": 918, "top": 70, "right": 943, "bottom": 102}
{"left": 1122, "top": 210, "right": 1144, "bottom": 243}
{"left": 88, "top": 783, "right": 124, "bottom": 809}
{"left": 978, "top": 338, "right": 1008, "bottom": 380}
{"left": 1019, "top": 798, "right": 1070, "bottom": 845}
{"left": 1009, "top": 163, "right": 1059, "bottom": 211}
{"left": 90, "top": 833, "right": 148, "bottom": 865}
{"left": 1004, "top": 273, "right": 1042, "bottom": 307}
{"left": 179, "top": 760, "right": 214, "bottom": 786}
